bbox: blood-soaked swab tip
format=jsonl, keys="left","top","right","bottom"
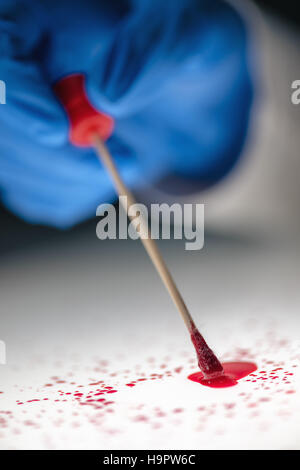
{"left": 190, "top": 321, "right": 224, "bottom": 379}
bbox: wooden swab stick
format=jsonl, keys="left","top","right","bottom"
{"left": 94, "top": 136, "right": 224, "bottom": 379}
{"left": 93, "top": 135, "right": 194, "bottom": 331}
{"left": 55, "top": 74, "right": 223, "bottom": 379}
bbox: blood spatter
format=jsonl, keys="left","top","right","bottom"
{"left": 132, "top": 415, "right": 148, "bottom": 422}
{"left": 173, "top": 408, "right": 184, "bottom": 413}
{"left": 188, "top": 361, "right": 258, "bottom": 388}
{"left": 1, "top": 331, "right": 298, "bottom": 446}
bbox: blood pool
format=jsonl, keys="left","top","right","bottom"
{"left": 188, "top": 361, "right": 257, "bottom": 388}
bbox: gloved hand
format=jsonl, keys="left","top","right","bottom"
{"left": 0, "top": 0, "right": 253, "bottom": 227}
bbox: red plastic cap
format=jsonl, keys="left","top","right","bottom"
{"left": 54, "top": 74, "right": 114, "bottom": 147}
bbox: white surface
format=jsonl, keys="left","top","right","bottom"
{"left": 0, "top": 231, "right": 299, "bottom": 449}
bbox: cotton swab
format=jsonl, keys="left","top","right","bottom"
{"left": 54, "top": 73, "right": 224, "bottom": 380}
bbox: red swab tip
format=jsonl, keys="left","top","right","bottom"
{"left": 54, "top": 74, "right": 114, "bottom": 147}
{"left": 190, "top": 321, "right": 224, "bottom": 379}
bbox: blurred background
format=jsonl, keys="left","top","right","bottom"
{"left": 1, "top": 0, "right": 299, "bottom": 252}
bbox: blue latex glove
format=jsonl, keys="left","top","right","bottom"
{"left": 0, "top": 0, "right": 253, "bottom": 227}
